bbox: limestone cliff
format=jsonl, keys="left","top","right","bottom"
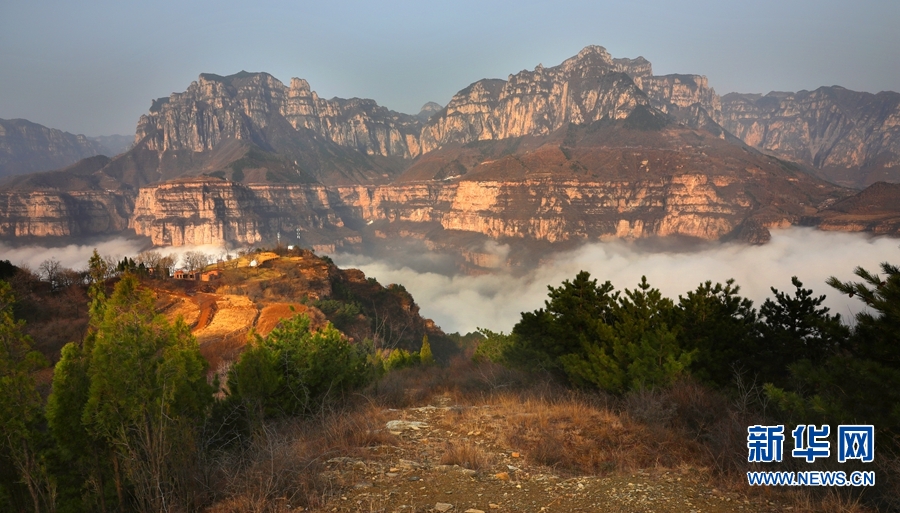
{"left": 0, "top": 118, "right": 106, "bottom": 178}
{"left": 136, "top": 72, "right": 421, "bottom": 160}
{"left": 0, "top": 189, "right": 132, "bottom": 238}
{"left": 5, "top": 45, "right": 900, "bottom": 254}
{"left": 418, "top": 46, "right": 652, "bottom": 153}
{"left": 125, "top": 122, "right": 850, "bottom": 253}
{"left": 720, "top": 88, "right": 900, "bottom": 187}
{"left": 129, "top": 179, "right": 351, "bottom": 247}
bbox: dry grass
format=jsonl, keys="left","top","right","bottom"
{"left": 194, "top": 294, "right": 258, "bottom": 345}
{"left": 201, "top": 359, "right": 893, "bottom": 513}
{"left": 435, "top": 392, "right": 702, "bottom": 476}
{"left": 439, "top": 441, "right": 494, "bottom": 470}
{"left": 206, "top": 404, "right": 397, "bottom": 512}
{"left": 156, "top": 293, "right": 201, "bottom": 327}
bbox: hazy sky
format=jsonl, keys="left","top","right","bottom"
{"left": 1, "top": 0, "right": 898, "bottom": 136}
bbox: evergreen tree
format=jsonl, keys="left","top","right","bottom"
{"left": 559, "top": 276, "right": 691, "bottom": 392}
{"left": 755, "top": 277, "right": 848, "bottom": 385}
{"left": 0, "top": 281, "right": 53, "bottom": 513}
{"left": 419, "top": 335, "right": 435, "bottom": 366}
{"left": 509, "top": 271, "right": 618, "bottom": 376}
{"left": 767, "top": 263, "right": 900, "bottom": 433}
{"left": 228, "top": 313, "right": 372, "bottom": 420}
{"left": 48, "top": 273, "right": 213, "bottom": 513}
{"left": 675, "top": 280, "right": 759, "bottom": 387}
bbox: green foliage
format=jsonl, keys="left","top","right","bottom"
{"left": 827, "top": 262, "right": 900, "bottom": 362}
{"left": 472, "top": 329, "right": 514, "bottom": 364}
{"left": 558, "top": 276, "right": 691, "bottom": 393}
{"left": 83, "top": 276, "right": 211, "bottom": 437}
{"left": 228, "top": 314, "right": 372, "bottom": 419}
{"left": 675, "top": 280, "right": 758, "bottom": 386}
{"left": 419, "top": 335, "right": 435, "bottom": 366}
{"left": 507, "top": 272, "right": 692, "bottom": 393}
{"left": 47, "top": 273, "right": 213, "bottom": 512}
{"left": 768, "top": 263, "right": 900, "bottom": 434}
{"left": 0, "top": 281, "right": 53, "bottom": 513}
{"left": 754, "top": 277, "right": 848, "bottom": 385}
{"left": 382, "top": 348, "right": 419, "bottom": 372}
{"left": 509, "top": 270, "right": 618, "bottom": 375}
{"left": 312, "top": 299, "right": 362, "bottom": 330}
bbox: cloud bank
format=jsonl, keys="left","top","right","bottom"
{"left": 2, "top": 229, "right": 896, "bottom": 336}
{"left": 0, "top": 237, "right": 231, "bottom": 273}
{"left": 334, "top": 228, "right": 900, "bottom": 334}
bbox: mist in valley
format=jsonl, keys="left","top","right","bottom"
{"left": 0, "top": 236, "right": 231, "bottom": 273}
{"left": 334, "top": 228, "right": 900, "bottom": 334}
{"left": 2, "top": 228, "right": 897, "bottom": 337}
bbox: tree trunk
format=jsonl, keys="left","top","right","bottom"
{"left": 111, "top": 451, "right": 124, "bottom": 513}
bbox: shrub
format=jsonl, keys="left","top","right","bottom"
{"left": 227, "top": 313, "right": 372, "bottom": 420}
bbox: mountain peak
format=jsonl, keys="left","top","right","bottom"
{"left": 575, "top": 45, "right": 610, "bottom": 59}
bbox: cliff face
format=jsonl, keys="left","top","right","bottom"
{"left": 720, "top": 88, "right": 900, "bottom": 187}
{"left": 418, "top": 46, "right": 652, "bottom": 153}
{"left": 129, "top": 179, "right": 349, "bottom": 247}
{"left": 0, "top": 118, "right": 106, "bottom": 178}
{"left": 5, "top": 45, "right": 900, "bottom": 254}
{"left": 126, "top": 130, "right": 843, "bottom": 251}
{"left": 135, "top": 72, "right": 421, "bottom": 159}
{"left": 0, "top": 189, "right": 132, "bottom": 237}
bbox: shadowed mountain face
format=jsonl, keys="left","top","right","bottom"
{"left": 720, "top": 88, "right": 900, "bottom": 188}
{"left": 1, "top": 46, "right": 898, "bottom": 257}
{"left": 0, "top": 118, "right": 107, "bottom": 179}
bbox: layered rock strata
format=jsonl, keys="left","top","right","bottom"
{"left": 125, "top": 171, "right": 826, "bottom": 247}
{"left": 129, "top": 179, "right": 348, "bottom": 247}
{"left": 0, "top": 189, "right": 132, "bottom": 237}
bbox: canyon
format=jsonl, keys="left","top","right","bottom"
{"left": 2, "top": 46, "right": 899, "bottom": 265}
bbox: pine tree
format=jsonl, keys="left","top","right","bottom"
{"left": 419, "top": 335, "right": 435, "bottom": 365}
{"left": 0, "top": 281, "right": 53, "bottom": 513}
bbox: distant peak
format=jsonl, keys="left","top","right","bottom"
{"left": 417, "top": 101, "right": 443, "bottom": 121}
{"left": 577, "top": 45, "right": 609, "bottom": 58}
{"left": 198, "top": 71, "right": 270, "bottom": 83}
{"left": 418, "top": 102, "right": 442, "bottom": 114}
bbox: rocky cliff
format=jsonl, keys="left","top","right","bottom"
{"left": 720, "top": 88, "right": 900, "bottom": 187}
{"left": 4, "top": 45, "right": 900, "bottom": 255}
{"left": 418, "top": 46, "right": 652, "bottom": 153}
{"left": 0, "top": 188, "right": 132, "bottom": 238}
{"left": 129, "top": 179, "right": 356, "bottom": 248}
{"left": 124, "top": 121, "right": 851, "bottom": 256}
{"left": 135, "top": 71, "right": 421, "bottom": 160}
{"left": 0, "top": 118, "right": 106, "bottom": 179}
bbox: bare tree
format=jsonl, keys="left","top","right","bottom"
{"left": 38, "top": 258, "right": 62, "bottom": 291}
{"left": 136, "top": 250, "right": 162, "bottom": 270}
{"left": 159, "top": 254, "right": 177, "bottom": 277}
{"left": 57, "top": 268, "right": 84, "bottom": 289}
{"left": 182, "top": 251, "right": 210, "bottom": 273}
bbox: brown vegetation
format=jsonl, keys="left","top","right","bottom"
{"left": 197, "top": 359, "right": 885, "bottom": 512}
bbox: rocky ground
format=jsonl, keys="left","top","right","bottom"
{"left": 312, "top": 396, "right": 788, "bottom": 513}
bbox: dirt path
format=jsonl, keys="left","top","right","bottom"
{"left": 193, "top": 293, "right": 218, "bottom": 332}
{"left": 315, "top": 397, "right": 786, "bottom": 513}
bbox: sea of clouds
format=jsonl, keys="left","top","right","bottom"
{"left": 2, "top": 228, "right": 896, "bottom": 335}
{"left": 334, "top": 228, "right": 900, "bottom": 334}
{"left": 0, "top": 237, "right": 233, "bottom": 274}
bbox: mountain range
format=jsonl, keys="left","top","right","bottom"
{"left": 1, "top": 45, "right": 898, "bottom": 268}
